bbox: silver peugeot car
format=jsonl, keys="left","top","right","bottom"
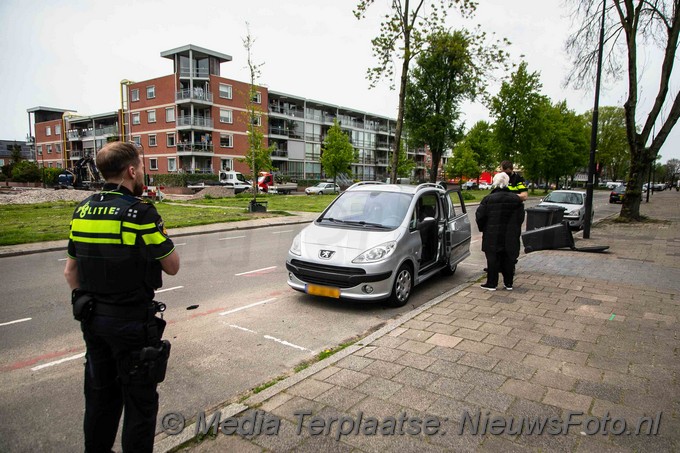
{"left": 286, "top": 182, "right": 471, "bottom": 306}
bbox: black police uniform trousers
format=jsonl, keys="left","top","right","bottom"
{"left": 82, "top": 311, "right": 165, "bottom": 453}
{"left": 484, "top": 249, "right": 516, "bottom": 288}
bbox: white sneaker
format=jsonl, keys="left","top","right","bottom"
{"left": 504, "top": 285, "right": 513, "bottom": 291}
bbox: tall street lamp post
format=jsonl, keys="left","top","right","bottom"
{"left": 584, "top": 0, "right": 607, "bottom": 239}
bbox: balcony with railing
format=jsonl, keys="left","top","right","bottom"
{"left": 176, "top": 88, "right": 213, "bottom": 104}
{"left": 177, "top": 116, "right": 214, "bottom": 129}
{"left": 177, "top": 143, "right": 214, "bottom": 155}
{"left": 95, "top": 125, "right": 118, "bottom": 137}
{"left": 179, "top": 68, "right": 210, "bottom": 78}
{"left": 269, "top": 105, "right": 304, "bottom": 118}
{"left": 376, "top": 140, "right": 390, "bottom": 149}
{"left": 67, "top": 130, "right": 82, "bottom": 141}
{"left": 272, "top": 149, "right": 288, "bottom": 158}
{"left": 269, "top": 126, "right": 303, "bottom": 139}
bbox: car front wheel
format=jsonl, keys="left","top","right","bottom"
{"left": 386, "top": 263, "right": 413, "bottom": 307}
{"left": 317, "top": 191, "right": 323, "bottom": 195}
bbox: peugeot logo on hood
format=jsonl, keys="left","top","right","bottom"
{"left": 319, "top": 250, "right": 335, "bottom": 259}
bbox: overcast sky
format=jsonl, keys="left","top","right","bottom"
{"left": 1, "top": 0, "right": 679, "bottom": 163}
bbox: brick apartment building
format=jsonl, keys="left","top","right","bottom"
{"left": 28, "top": 44, "right": 431, "bottom": 182}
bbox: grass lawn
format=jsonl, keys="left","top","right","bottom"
{"left": 0, "top": 189, "right": 549, "bottom": 247}
{"left": 0, "top": 201, "right": 286, "bottom": 246}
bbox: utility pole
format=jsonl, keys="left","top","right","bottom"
{"left": 583, "top": 0, "right": 606, "bottom": 239}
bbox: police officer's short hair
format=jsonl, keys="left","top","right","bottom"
{"left": 97, "top": 142, "right": 141, "bottom": 180}
{"left": 501, "top": 160, "right": 513, "bottom": 172}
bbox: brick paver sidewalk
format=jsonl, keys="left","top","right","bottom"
{"left": 161, "top": 191, "right": 680, "bottom": 453}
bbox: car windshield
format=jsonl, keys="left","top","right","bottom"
{"left": 544, "top": 192, "right": 583, "bottom": 205}
{"left": 236, "top": 173, "right": 248, "bottom": 183}
{"left": 319, "top": 190, "right": 413, "bottom": 229}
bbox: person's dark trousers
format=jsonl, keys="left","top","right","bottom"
{"left": 484, "top": 250, "right": 516, "bottom": 288}
{"left": 82, "top": 315, "right": 162, "bottom": 453}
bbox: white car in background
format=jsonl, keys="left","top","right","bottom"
{"left": 305, "top": 182, "right": 340, "bottom": 195}
{"left": 478, "top": 182, "right": 491, "bottom": 190}
{"left": 538, "top": 190, "right": 592, "bottom": 230}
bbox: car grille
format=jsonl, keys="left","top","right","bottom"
{"left": 287, "top": 259, "right": 391, "bottom": 289}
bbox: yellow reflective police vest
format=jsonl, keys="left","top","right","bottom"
{"left": 69, "top": 191, "right": 164, "bottom": 297}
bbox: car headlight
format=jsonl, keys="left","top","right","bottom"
{"left": 353, "top": 241, "right": 396, "bottom": 263}
{"left": 290, "top": 234, "right": 301, "bottom": 256}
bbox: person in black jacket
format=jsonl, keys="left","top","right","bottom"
{"left": 476, "top": 172, "right": 525, "bottom": 291}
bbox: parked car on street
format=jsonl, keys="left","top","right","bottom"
{"left": 286, "top": 182, "right": 472, "bottom": 306}
{"left": 478, "top": 182, "right": 491, "bottom": 190}
{"left": 462, "top": 181, "right": 478, "bottom": 190}
{"left": 609, "top": 184, "right": 626, "bottom": 203}
{"left": 305, "top": 182, "right": 340, "bottom": 195}
{"left": 538, "top": 190, "right": 592, "bottom": 230}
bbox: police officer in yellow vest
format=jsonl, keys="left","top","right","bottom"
{"left": 64, "top": 141, "right": 180, "bottom": 452}
{"left": 501, "top": 160, "right": 528, "bottom": 201}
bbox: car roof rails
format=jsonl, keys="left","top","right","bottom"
{"left": 347, "top": 181, "right": 384, "bottom": 190}
{"left": 416, "top": 182, "right": 446, "bottom": 192}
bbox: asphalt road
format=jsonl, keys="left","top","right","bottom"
{"left": 0, "top": 191, "right": 617, "bottom": 452}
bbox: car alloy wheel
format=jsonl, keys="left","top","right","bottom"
{"left": 440, "top": 259, "right": 457, "bottom": 276}
{"left": 387, "top": 263, "right": 413, "bottom": 307}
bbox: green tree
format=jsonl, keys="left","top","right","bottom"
{"left": 405, "top": 30, "right": 508, "bottom": 182}
{"left": 538, "top": 101, "right": 589, "bottom": 188}
{"left": 463, "top": 120, "right": 497, "bottom": 178}
{"left": 666, "top": 158, "right": 680, "bottom": 183}
{"left": 490, "top": 62, "right": 549, "bottom": 181}
{"left": 445, "top": 142, "right": 479, "bottom": 181}
{"left": 10, "top": 142, "right": 22, "bottom": 164}
{"left": 239, "top": 24, "right": 274, "bottom": 202}
{"left": 354, "top": 0, "right": 477, "bottom": 184}
{"left": 321, "top": 120, "right": 355, "bottom": 186}
{"left": 566, "top": 0, "right": 680, "bottom": 220}
{"left": 396, "top": 142, "right": 416, "bottom": 178}
{"left": 582, "top": 106, "right": 629, "bottom": 182}
{"left": 11, "top": 161, "right": 41, "bottom": 182}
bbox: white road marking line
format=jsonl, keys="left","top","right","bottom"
{"left": 227, "top": 324, "right": 257, "bottom": 334}
{"left": 235, "top": 266, "right": 277, "bottom": 276}
{"left": 155, "top": 286, "right": 184, "bottom": 293}
{"left": 219, "top": 235, "right": 246, "bottom": 241}
{"left": 31, "top": 352, "right": 86, "bottom": 371}
{"left": 271, "top": 230, "right": 293, "bottom": 234}
{"left": 58, "top": 258, "right": 68, "bottom": 262}
{"left": 263, "top": 335, "right": 310, "bottom": 352}
{"left": 175, "top": 243, "right": 186, "bottom": 246}
{"left": 0, "top": 317, "right": 32, "bottom": 327}
{"left": 219, "top": 298, "right": 277, "bottom": 316}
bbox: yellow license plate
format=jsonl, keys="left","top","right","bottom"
{"left": 306, "top": 284, "right": 340, "bottom": 299}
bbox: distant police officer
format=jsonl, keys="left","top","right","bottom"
{"left": 64, "top": 141, "right": 180, "bottom": 453}
{"left": 501, "top": 160, "right": 528, "bottom": 201}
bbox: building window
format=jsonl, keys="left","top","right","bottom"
{"left": 149, "top": 158, "right": 158, "bottom": 171}
{"left": 167, "top": 133, "right": 176, "bottom": 147}
{"left": 131, "top": 89, "right": 140, "bottom": 101}
{"left": 220, "top": 109, "right": 233, "bottom": 124}
{"left": 132, "top": 135, "right": 141, "bottom": 145}
{"left": 165, "top": 107, "right": 175, "bottom": 122}
{"left": 57, "top": 162, "right": 62, "bottom": 169}
{"left": 132, "top": 112, "right": 140, "bottom": 125}
{"left": 46, "top": 126, "right": 51, "bottom": 136}
{"left": 147, "top": 110, "right": 156, "bottom": 123}
{"left": 48, "top": 162, "right": 53, "bottom": 168}
{"left": 219, "top": 83, "right": 232, "bottom": 99}
{"left": 149, "top": 134, "right": 157, "bottom": 147}
{"left": 0, "top": 159, "right": 3, "bottom": 166}
{"left": 168, "top": 157, "right": 177, "bottom": 172}
{"left": 221, "top": 158, "right": 233, "bottom": 171}
{"left": 252, "top": 115, "right": 262, "bottom": 127}
{"left": 37, "top": 145, "right": 43, "bottom": 155}
{"left": 56, "top": 143, "right": 62, "bottom": 153}
{"left": 146, "top": 86, "right": 156, "bottom": 99}
{"left": 252, "top": 91, "right": 262, "bottom": 104}
{"left": 220, "top": 133, "right": 233, "bottom": 148}
{"left": 55, "top": 125, "right": 61, "bottom": 135}
{"left": 47, "top": 144, "right": 52, "bottom": 154}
